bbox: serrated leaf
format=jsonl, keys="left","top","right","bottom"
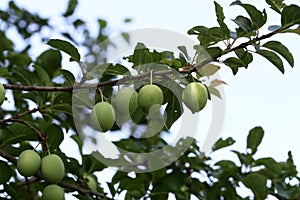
{"left": 242, "top": 173, "right": 268, "bottom": 200}
{"left": 247, "top": 126, "right": 264, "bottom": 154}
{"left": 281, "top": 5, "right": 300, "bottom": 29}
{"left": 263, "top": 41, "right": 294, "bottom": 67}
{"left": 256, "top": 49, "right": 284, "bottom": 73}
{"left": 47, "top": 39, "right": 80, "bottom": 63}
{"left": 63, "top": 0, "right": 78, "bottom": 17}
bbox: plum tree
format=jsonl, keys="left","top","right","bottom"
{"left": 41, "top": 154, "right": 65, "bottom": 183}
{"left": 17, "top": 150, "right": 41, "bottom": 177}
{"left": 182, "top": 82, "right": 208, "bottom": 113}
{"left": 0, "top": 1, "right": 299, "bottom": 199}
{"left": 138, "top": 84, "right": 164, "bottom": 113}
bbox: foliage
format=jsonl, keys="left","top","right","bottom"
{"left": 0, "top": 0, "right": 299, "bottom": 199}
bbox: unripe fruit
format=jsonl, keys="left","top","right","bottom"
{"left": 0, "top": 83, "right": 5, "bottom": 106}
{"left": 182, "top": 82, "right": 208, "bottom": 113}
{"left": 91, "top": 102, "right": 115, "bottom": 132}
{"left": 84, "top": 174, "right": 97, "bottom": 191}
{"left": 138, "top": 84, "right": 164, "bottom": 113}
{"left": 17, "top": 150, "right": 41, "bottom": 177}
{"left": 42, "top": 184, "right": 64, "bottom": 200}
{"left": 41, "top": 154, "right": 65, "bottom": 183}
{"left": 112, "top": 87, "right": 138, "bottom": 115}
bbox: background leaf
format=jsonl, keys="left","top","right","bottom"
{"left": 47, "top": 39, "right": 81, "bottom": 63}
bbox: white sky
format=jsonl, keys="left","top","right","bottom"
{"left": 1, "top": 0, "right": 300, "bottom": 199}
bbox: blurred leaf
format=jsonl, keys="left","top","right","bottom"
{"left": 82, "top": 154, "right": 105, "bottom": 173}
{"left": 44, "top": 124, "right": 64, "bottom": 150}
{"left": 121, "top": 32, "right": 130, "bottom": 43}
{"left": 262, "top": 41, "right": 294, "bottom": 67}
{"left": 0, "top": 161, "right": 12, "bottom": 184}
{"left": 242, "top": 173, "right": 268, "bottom": 200}
{"left": 247, "top": 126, "right": 264, "bottom": 154}
{"left": 47, "top": 39, "right": 81, "bottom": 63}
{"left": 212, "top": 137, "right": 235, "bottom": 151}
{"left": 178, "top": 46, "right": 189, "bottom": 59}
{"left": 207, "top": 86, "right": 221, "bottom": 98}
{"left": 281, "top": 5, "right": 300, "bottom": 29}
{"left": 63, "top": 0, "right": 78, "bottom": 17}
{"left": 34, "top": 64, "right": 52, "bottom": 86}
{"left": 36, "top": 49, "right": 62, "bottom": 78}
{"left": 256, "top": 49, "right": 284, "bottom": 73}
{"left": 200, "top": 64, "right": 220, "bottom": 76}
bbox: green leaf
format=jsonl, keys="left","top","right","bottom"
{"left": 34, "top": 64, "right": 52, "bottom": 86}
{"left": 214, "top": 1, "right": 230, "bottom": 37}
{"left": 235, "top": 49, "right": 253, "bottom": 67}
{"left": 164, "top": 89, "right": 182, "bottom": 129}
{"left": 281, "top": 5, "right": 300, "bottom": 29}
{"left": 44, "top": 124, "right": 64, "bottom": 150}
{"left": 223, "top": 57, "right": 244, "bottom": 75}
{"left": 233, "top": 16, "right": 253, "bottom": 33}
{"left": 266, "top": 0, "right": 285, "bottom": 14}
{"left": 231, "top": 1, "right": 267, "bottom": 29}
{"left": 212, "top": 137, "right": 235, "bottom": 151}
{"left": 36, "top": 49, "right": 62, "bottom": 78}
{"left": 61, "top": 69, "right": 75, "bottom": 85}
{"left": 63, "top": 0, "right": 78, "bottom": 17}
{"left": 247, "top": 126, "right": 264, "bottom": 154}
{"left": 242, "top": 173, "right": 268, "bottom": 200}
{"left": 256, "top": 49, "right": 285, "bottom": 73}
{"left": 263, "top": 41, "right": 294, "bottom": 67}
{"left": 0, "top": 161, "right": 12, "bottom": 184}
{"left": 207, "top": 86, "right": 221, "bottom": 98}
{"left": 47, "top": 39, "right": 80, "bottom": 63}
{"left": 200, "top": 64, "right": 220, "bottom": 76}
{"left": 177, "top": 46, "right": 189, "bottom": 59}
{"left": 255, "top": 157, "right": 282, "bottom": 175}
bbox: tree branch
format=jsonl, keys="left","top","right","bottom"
{"left": 186, "top": 27, "right": 282, "bottom": 73}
